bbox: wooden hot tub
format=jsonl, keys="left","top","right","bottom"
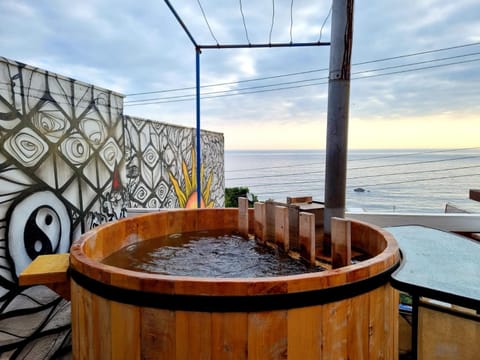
{"left": 69, "top": 208, "right": 400, "bottom": 359}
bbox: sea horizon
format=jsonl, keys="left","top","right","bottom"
{"left": 224, "top": 147, "right": 480, "bottom": 213}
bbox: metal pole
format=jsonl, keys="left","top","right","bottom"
{"left": 196, "top": 48, "right": 202, "bottom": 208}
{"left": 323, "top": 0, "right": 354, "bottom": 253}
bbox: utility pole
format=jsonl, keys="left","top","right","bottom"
{"left": 323, "top": 0, "right": 354, "bottom": 254}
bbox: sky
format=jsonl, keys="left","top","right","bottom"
{"left": 1, "top": 0, "right": 479, "bottom": 150}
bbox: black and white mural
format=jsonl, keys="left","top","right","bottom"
{"left": 125, "top": 115, "right": 224, "bottom": 209}
{"left": 0, "top": 57, "right": 224, "bottom": 358}
{"left": 0, "top": 57, "right": 124, "bottom": 358}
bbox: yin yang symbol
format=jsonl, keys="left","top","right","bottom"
{"left": 7, "top": 190, "right": 71, "bottom": 278}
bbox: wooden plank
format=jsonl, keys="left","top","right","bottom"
{"left": 347, "top": 294, "right": 369, "bottom": 359}
{"left": 418, "top": 303, "right": 480, "bottom": 360}
{"left": 248, "top": 310, "right": 287, "bottom": 359}
{"left": 287, "top": 305, "right": 323, "bottom": 359}
{"left": 111, "top": 301, "right": 141, "bottom": 360}
{"left": 238, "top": 197, "right": 249, "bottom": 238}
{"left": 368, "top": 285, "right": 386, "bottom": 360}
{"left": 254, "top": 202, "right": 266, "bottom": 243}
{"left": 19, "top": 253, "right": 69, "bottom": 286}
{"left": 75, "top": 282, "right": 94, "bottom": 360}
{"left": 265, "top": 201, "right": 276, "bottom": 243}
{"left": 286, "top": 196, "right": 312, "bottom": 204}
{"left": 288, "top": 206, "right": 300, "bottom": 251}
{"left": 322, "top": 300, "right": 348, "bottom": 360}
{"left": 275, "top": 205, "right": 289, "bottom": 252}
{"left": 141, "top": 308, "right": 176, "bottom": 360}
{"left": 470, "top": 189, "right": 480, "bottom": 202}
{"left": 176, "top": 311, "right": 212, "bottom": 359}
{"left": 390, "top": 287, "right": 400, "bottom": 360}
{"left": 70, "top": 280, "right": 81, "bottom": 360}
{"left": 331, "top": 217, "right": 352, "bottom": 269}
{"left": 92, "top": 292, "right": 112, "bottom": 359}
{"left": 299, "top": 212, "right": 316, "bottom": 265}
{"left": 211, "top": 312, "right": 248, "bottom": 360}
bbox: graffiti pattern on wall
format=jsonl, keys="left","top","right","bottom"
{"left": 0, "top": 57, "right": 124, "bottom": 357}
{"left": 125, "top": 116, "right": 224, "bottom": 209}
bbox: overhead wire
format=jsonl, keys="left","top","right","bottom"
{"left": 318, "top": 6, "right": 332, "bottom": 43}
{"left": 125, "top": 41, "right": 480, "bottom": 97}
{"left": 269, "top": 0, "right": 275, "bottom": 44}
{"left": 289, "top": 0, "right": 294, "bottom": 43}
{"left": 124, "top": 52, "right": 480, "bottom": 106}
{"left": 239, "top": 0, "right": 251, "bottom": 44}
{"left": 196, "top": 0, "right": 219, "bottom": 46}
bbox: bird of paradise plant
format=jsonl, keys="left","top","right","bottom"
{"left": 168, "top": 148, "right": 214, "bottom": 208}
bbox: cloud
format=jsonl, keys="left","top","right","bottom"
{"left": 1, "top": 0, "right": 479, "bottom": 149}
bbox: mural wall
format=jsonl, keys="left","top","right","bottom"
{"left": 0, "top": 57, "right": 224, "bottom": 357}
{"left": 124, "top": 115, "right": 224, "bottom": 210}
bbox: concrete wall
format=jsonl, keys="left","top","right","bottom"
{"left": 0, "top": 57, "right": 224, "bottom": 357}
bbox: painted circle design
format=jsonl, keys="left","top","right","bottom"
{"left": 8, "top": 191, "right": 71, "bottom": 277}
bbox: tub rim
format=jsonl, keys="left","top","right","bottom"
{"left": 69, "top": 209, "right": 400, "bottom": 310}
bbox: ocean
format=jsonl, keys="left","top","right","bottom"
{"left": 225, "top": 148, "right": 480, "bottom": 213}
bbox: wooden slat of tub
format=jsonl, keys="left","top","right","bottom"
{"left": 111, "top": 301, "right": 141, "bottom": 360}
{"left": 141, "top": 308, "right": 176, "bottom": 360}
{"left": 176, "top": 311, "right": 212, "bottom": 359}
{"left": 248, "top": 310, "right": 287, "bottom": 359}
{"left": 222, "top": 208, "right": 240, "bottom": 229}
{"left": 287, "top": 305, "right": 323, "bottom": 359}
{"left": 71, "top": 280, "right": 94, "bottom": 360}
{"left": 254, "top": 202, "right": 266, "bottom": 243}
{"left": 368, "top": 285, "right": 386, "bottom": 359}
{"left": 331, "top": 217, "right": 352, "bottom": 269}
{"left": 265, "top": 201, "right": 276, "bottom": 243}
{"left": 275, "top": 205, "right": 289, "bottom": 252}
{"left": 348, "top": 294, "right": 369, "bottom": 359}
{"left": 211, "top": 312, "right": 248, "bottom": 360}
{"left": 91, "top": 292, "right": 112, "bottom": 359}
{"left": 322, "top": 299, "right": 348, "bottom": 359}
{"left": 167, "top": 210, "right": 197, "bottom": 234}
{"left": 299, "top": 212, "right": 315, "bottom": 265}
{"left": 70, "top": 280, "right": 81, "bottom": 360}
{"left": 238, "top": 197, "right": 249, "bottom": 238}
{"left": 389, "top": 286, "right": 400, "bottom": 360}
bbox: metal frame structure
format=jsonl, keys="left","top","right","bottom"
{"left": 164, "top": 0, "right": 330, "bottom": 208}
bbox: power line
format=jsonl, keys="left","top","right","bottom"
{"left": 124, "top": 54, "right": 480, "bottom": 106}
{"left": 196, "top": 0, "right": 219, "bottom": 45}
{"left": 318, "top": 6, "right": 332, "bottom": 43}
{"left": 125, "top": 50, "right": 480, "bottom": 104}
{"left": 289, "top": 0, "right": 294, "bottom": 43}
{"left": 239, "top": 0, "right": 251, "bottom": 44}
{"left": 269, "top": 0, "right": 275, "bottom": 44}
{"left": 124, "top": 41, "right": 480, "bottom": 97}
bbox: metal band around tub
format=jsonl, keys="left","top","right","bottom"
{"left": 69, "top": 263, "right": 399, "bottom": 313}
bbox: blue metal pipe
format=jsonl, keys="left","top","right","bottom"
{"left": 196, "top": 49, "right": 201, "bottom": 208}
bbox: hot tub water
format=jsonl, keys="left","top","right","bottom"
{"left": 102, "top": 229, "right": 324, "bottom": 277}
